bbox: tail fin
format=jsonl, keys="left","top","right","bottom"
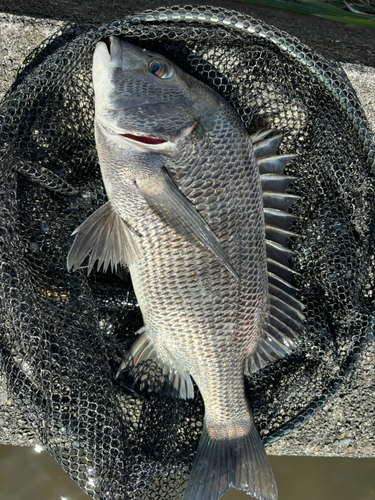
{"left": 183, "top": 419, "right": 277, "bottom": 500}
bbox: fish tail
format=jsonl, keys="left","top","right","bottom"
{"left": 183, "top": 416, "right": 277, "bottom": 500}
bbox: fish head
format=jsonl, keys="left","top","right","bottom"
{"left": 92, "top": 36, "right": 221, "bottom": 154}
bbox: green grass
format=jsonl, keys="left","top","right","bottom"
{"left": 239, "top": 0, "right": 375, "bottom": 29}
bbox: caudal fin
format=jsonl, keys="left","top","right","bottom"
{"left": 183, "top": 419, "right": 277, "bottom": 500}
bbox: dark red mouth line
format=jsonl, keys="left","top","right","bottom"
{"left": 120, "top": 133, "right": 167, "bottom": 145}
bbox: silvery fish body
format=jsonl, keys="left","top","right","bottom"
{"left": 68, "top": 36, "right": 302, "bottom": 500}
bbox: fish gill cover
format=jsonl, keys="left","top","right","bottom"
{"left": 0, "top": 5, "right": 374, "bottom": 500}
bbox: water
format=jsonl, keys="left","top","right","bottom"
{"left": 0, "top": 444, "right": 374, "bottom": 500}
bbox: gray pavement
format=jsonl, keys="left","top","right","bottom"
{"left": 0, "top": 0, "right": 374, "bottom": 65}
{"left": 0, "top": 3, "right": 374, "bottom": 458}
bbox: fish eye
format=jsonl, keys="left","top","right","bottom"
{"left": 148, "top": 59, "right": 174, "bottom": 79}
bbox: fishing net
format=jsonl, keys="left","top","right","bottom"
{"left": 0, "top": 5, "right": 374, "bottom": 499}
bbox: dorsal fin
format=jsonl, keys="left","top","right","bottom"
{"left": 261, "top": 173, "right": 297, "bottom": 192}
{"left": 264, "top": 207, "right": 297, "bottom": 230}
{"left": 258, "top": 154, "right": 297, "bottom": 174}
{"left": 265, "top": 225, "right": 298, "bottom": 246}
{"left": 250, "top": 129, "right": 274, "bottom": 144}
{"left": 253, "top": 133, "right": 283, "bottom": 158}
{"left": 266, "top": 240, "right": 294, "bottom": 266}
{"left": 246, "top": 131, "right": 303, "bottom": 375}
{"left": 263, "top": 192, "right": 301, "bottom": 211}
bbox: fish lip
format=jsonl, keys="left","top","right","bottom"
{"left": 108, "top": 36, "right": 122, "bottom": 62}
{"left": 97, "top": 118, "right": 171, "bottom": 149}
{"left": 94, "top": 36, "right": 122, "bottom": 68}
{"left": 96, "top": 118, "right": 199, "bottom": 152}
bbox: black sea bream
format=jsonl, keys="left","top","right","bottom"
{"left": 67, "top": 36, "right": 303, "bottom": 500}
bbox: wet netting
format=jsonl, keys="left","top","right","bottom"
{"left": 0, "top": 5, "right": 374, "bottom": 499}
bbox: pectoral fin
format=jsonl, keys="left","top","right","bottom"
{"left": 67, "top": 201, "right": 140, "bottom": 275}
{"left": 135, "top": 167, "right": 238, "bottom": 280}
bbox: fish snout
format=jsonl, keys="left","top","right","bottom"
{"left": 93, "top": 38, "right": 122, "bottom": 70}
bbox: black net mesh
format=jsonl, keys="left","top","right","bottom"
{"left": 0, "top": 5, "right": 374, "bottom": 499}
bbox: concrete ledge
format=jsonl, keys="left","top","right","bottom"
{"left": 0, "top": 5, "right": 374, "bottom": 459}
{"left": 0, "top": 0, "right": 374, "bottom": 66}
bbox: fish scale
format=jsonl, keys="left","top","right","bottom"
{"left": 67, "top": 36, "right": 304, "bottom": 500}
{"left": 128, "top": 113, "right": 268, "bottom": 487}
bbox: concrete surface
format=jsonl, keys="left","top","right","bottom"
{"left": 0, "top": 13, "right": 64, "bottom": 102}
{"left": 0, "top": 0, "right": 374, "bottom": 66}
{"left": 0, "top": 3, "right": 374, "bottom": 458}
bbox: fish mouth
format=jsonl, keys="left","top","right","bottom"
{"left": 119, "top": 133, "right": 168, "bottom": 146}
{"left": 97, "top": 119, "right": 199, "bottom": 152}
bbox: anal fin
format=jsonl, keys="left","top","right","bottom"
{"left": 116, "top": 330, "right": 194, "bottom": 400}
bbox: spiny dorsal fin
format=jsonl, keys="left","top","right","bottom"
{"left": 265, "top": 225, "right": 298, "bottom": 246}
{"left": 258, "top": 154, "right": 297, "bottom": 174}
{"left": 246, "top": 131, "right": 302, "bottom": 374}
{"left": 250, "top": 129, "right": 274, "bottom": 144}
{"left": 261, "top": 173, "right": 297, "bottom": 192}
{"left": 253, "top": 133, "right": 283, "bottom": 158}
{"left": 266, "top": 240, "right": 294, "bottom": 267}
{"left": 263, "top": 192, "right": 300, "bottom": 211}
{"left": 267, "top": 257, "right": 299, "bottom": 281}
{"left": 269, "top": 283, "right": 304, "bottom": 311}
{"left": 264, "top": 207, "right": 298, "bottom": 230}
{"left": 268, "top": 271, "right": 297, "bottom": 292}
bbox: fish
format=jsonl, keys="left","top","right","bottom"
{"left": 67, "top": 36, "right": 304, "bottom": 500}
